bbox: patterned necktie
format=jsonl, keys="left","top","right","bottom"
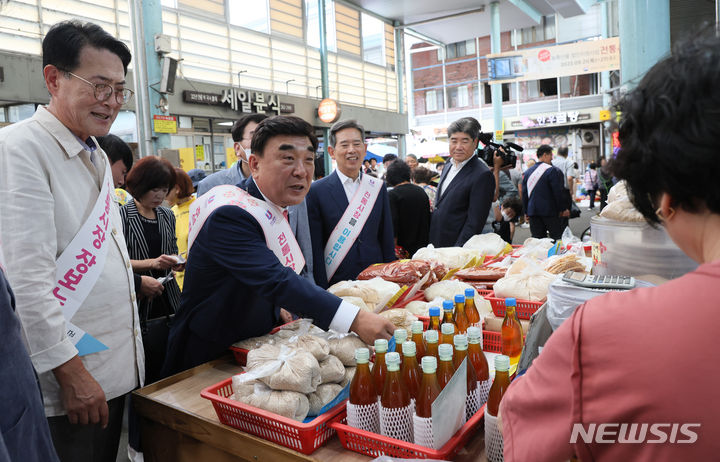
{"left": 283, "top": 209, "right": 289, "bottom": 222}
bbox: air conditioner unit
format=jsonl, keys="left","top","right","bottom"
{"left": 580, "top": 129, "right": 600, "bottom": 147}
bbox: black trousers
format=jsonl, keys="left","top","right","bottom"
{"left": 588, "top": 189, "right": 597, "bottom": 208}
{"left": 47, "top": 395, "right": 125, "bottom": 462}
{"left": 529, "top": 216, "right": 563, "bottom": 241}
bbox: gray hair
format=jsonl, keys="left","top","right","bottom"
{"left": 447, "top": 117, "right": 481, "bottom": 140}
{"left": 329, "top": 119, "right": 365, "bottom": 147}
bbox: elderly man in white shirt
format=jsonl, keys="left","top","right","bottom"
{"left": 0, "top": 21, "right": 143, "bottom": 462}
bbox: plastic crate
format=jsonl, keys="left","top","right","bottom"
{"left": 329, "top": 404, "right": 485, "bottom": 460}
{"left": 486, "top": 295, "right": 542, "bottom": 320}
{"left": 228, "top": 323, "right": 286, "bottom": 366}
{"left": 482, "top": 329, "right": 527, "bottom": 354}
{"left": 200, "top": 377, "right": 345, "bottom": 455}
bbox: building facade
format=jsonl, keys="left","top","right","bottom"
{"left": 0, "top": 0, "right": 407, "bottom": 173}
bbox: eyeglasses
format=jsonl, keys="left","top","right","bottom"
{"left": 64, "top": 71, "right": 134, "bottom": 104}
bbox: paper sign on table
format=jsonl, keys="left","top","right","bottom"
{"left": 431, "top": 358, "right": 467, "bottom": 449}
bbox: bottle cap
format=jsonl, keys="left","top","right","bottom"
{"left": 386, "top": 352, "right": 401, "bottom": 371}
{"left": 411, "top": 320, "right": 424, "bottom": 334}
{"left": 394, "top": 328, "right": 408, "bottom": 344}
{"left": 374, "top": 338, "right": 388, "bottom": 353}
{"left": 438, "top": 343, "right": 454, "bottom": 360}
{"left": 453, "top": 334, "right": 468, "bottom": 350}
{"left": 425, "top": 329, "right": 439, "bottom": 343}
{"left": 441, "top": 323, "right": 455, "bottom": 335}
{"left": 355, "top": 347, "right": 370, "bottom": 363}
{"left": 505, "top": 297, "right": 517, "bottom": 307}
{"left": 465, "top": 288, "right": 475, "bottom": 297}
{"left": 454, "top": 294, "right": 464, "bottom": 303}
{"left": 402, "top": 340, "right": 416, "bottom": 356}
{"left": 495, "top": 354, "right": 510, "bottom": 372}
{"left": 442, "top": 300, "right": 453, "bottom": 311}
{"left": 467, "top": 326, "right": 482, "bottom": 342}
{"left": 421, "top": 356, "right": 437, "bottom": 373}
{"left": 429, "top": 306, "right": 441, "bottom": 317}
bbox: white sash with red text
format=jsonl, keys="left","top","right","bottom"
{"left": 187, "top": 185, "right": 304, "bottom": 274}
{"left": 51, "top": 159, "right": 115, "bottom": 356}
{"left": 527, "top": 163, "right": 552, "bottom": 197}
{"left": 324, "top": 174, "right": 382, "bottom": 281}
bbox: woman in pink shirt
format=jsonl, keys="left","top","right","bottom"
{"left": 500, "top": 34, "right": 720, "bottom": 462}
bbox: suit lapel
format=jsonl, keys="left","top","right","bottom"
{"left": 437, "top": 157, "right": 476, "bottom": 206}
{"left": 329, "top": 171, "right": 349, "bottom": 210}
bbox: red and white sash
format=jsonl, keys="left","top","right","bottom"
{"left": 188, "top": 185, "right": 304, "bottom": 274}
{"left": 527, "top": 163, "right": 552, "bottom": 197}
{"left": 51, "top": 157, "right": 115, "bottom": 355}
{"left": 324, "top": 174, "right": 382, "bottom": 280}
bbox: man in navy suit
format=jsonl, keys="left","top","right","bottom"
{"left": 430, "top": 117, "right": 496, "bottom": 247}
{"left": 162, "top": 116, "right": 394, "bottom": 375}
{"left": 306, "top": 120, "right": 395, "bottom": 288}
{"left": 522, "top": 144, "right": 569, "bottom": 240}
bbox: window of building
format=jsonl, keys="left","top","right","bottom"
{"left": 512, "top": 15, "right": 556, "bottom": 46}
{"left": 447, "top": 86, "right": 469, "bottom": 108}
{"left": 425, "top": 89, "right": 444, "bottom": 112}
{"left": 228, "top": 0, "right": 270, "bottom": 33}
{"left": 306, "top": 0, "right": 337, "bottom": 52}
{"left": 443, "top": 39, "right": 476, "bottom": 60}
{"left": 7, "top": 104, "right": 35, "bottom": 123}
{"left": 161, "top": 0, "right": 177, "bottom": 8}
{"left": 539, "top": 78, "right": 557, "bottom": 96}
{"left": 484, "top": 83, "right": 512, "bottom": 103}
{"left": 472, "top": 83, "right": 481, "bottom": 106}
{"left": 361, "top": 13, "right": 385, "bottom": 65}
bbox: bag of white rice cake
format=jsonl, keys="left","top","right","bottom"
{"left": 340, "top": 366, "right": 356, "bottom": 387}
{"left": 412, "top": 245, "right": 479, "bottom": 269}
{"left": 319, "top": 355, "right": 346, "bottom": 383}
{"left": 245, "top": 344, "right": 321, "bottom": 394}
{"left": 462, "top": 233, "right": 509, "bottom": 257}
{"left": 307, "top": 383, "right": 344, "bottom": 416}
{"left": 232, "top": 377, "right": 309, "bottom": 421}
{"left": 379, "top": 308, "right": 418, "bottom": 332}
{"left": 325, "top": 333, "right": 368, "bottom": 366}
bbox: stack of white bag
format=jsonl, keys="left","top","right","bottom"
{"left": 492, "top": 257, "right": 558, "bottom": 302}
{"left": 511, "top": 238, "right": 555, "bottom": 260}
{"left": 232, "top": 328, "right": 365, "bottom": 421}
{"left": 599, "top": 181, "right": 646, "bottom": 222}
{"left": 462, "top": 233, "right": 510, "bottom": 257}
{"left": 412, "top": 245, "right": 480, "bottom": 269}
{"left": 327, "top": 277, "right": 402, "bottom": 312}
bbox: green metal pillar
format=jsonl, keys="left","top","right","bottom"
{"left": 490, "top": 1, "right": 503, "bottom": 140}
{"left": 619, "top": 0, "right": 670, "bottom": 89}
{"left": 318, "top": 0, "right": 332, "bottom": 176}
{"left": 394, "top": 22, "right": 406, "bottom": 158}
{"left": 129, "top": 0, "right": 170, "bottom": 157}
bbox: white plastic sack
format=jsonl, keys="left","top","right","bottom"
{"left": 412, "top": 245, "right": 480, "bottom": 269}
{"left": 494, "top": 258, "right": 557, "bottom": 301}
{"left": 462, "top": 233, "right": 508, "bottom": 257}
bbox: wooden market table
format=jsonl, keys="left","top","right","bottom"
{"left": 133, "top": 356, "right": 489, "bottom": 462}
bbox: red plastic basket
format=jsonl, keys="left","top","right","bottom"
{"left": 485, "top": 294, "right": 542, "bottom": 320}
{"left": 329, "top": 404, "right": 485, "bottom": 460}
{"left": 200, "top": 377, "right": 345, "bottom": 455}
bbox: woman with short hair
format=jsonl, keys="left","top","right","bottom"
{"left": 121, "top": 156, "right": 182, "bottom": 383}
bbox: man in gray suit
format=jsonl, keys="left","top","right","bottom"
{"left": 197, "top": 112, "right": 268, "bottom": 196}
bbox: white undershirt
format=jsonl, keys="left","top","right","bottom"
{"left": 440, "top": 156, "right": 472, "bottom": 196}
{"left": 255, "top": 179, "right": 359, "bottom": 333}
{"left": 335, "top": 168, "right": 362, "bottom": 203}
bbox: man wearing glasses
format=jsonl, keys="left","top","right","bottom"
{"left": 430, "top": 117, "right": 496, "bottom": 247}
{"left": 0, "top": 21, "right": 143, "bottom": 462}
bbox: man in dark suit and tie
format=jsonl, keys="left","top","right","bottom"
{"left": 430, "top": 117, "right": 496, "bottom": 247}
{"left": 522, "top": 144, "right": 569, "bottom": 240}
{"left": 162, "top": 116, "right": 394, "bottom": 375}
{"left": 306, "top": 120, "right": 395, "bottom": 288}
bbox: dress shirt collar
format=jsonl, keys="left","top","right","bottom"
{"left": 450, "top": 156, "right": 472, "bottom": 171}
{"left": 252, "top": 178, "right": 287, "bottom": 215}
{"left": 33, "top": 106, "right": 98, "bottom": 159}
{"left": 335, "top": 168, "right": 361, "bottom": 186}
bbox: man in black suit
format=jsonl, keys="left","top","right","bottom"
{"left": 429, "top": 117, "right": 496, "bottom": 247}
{"left": 522, "top": 144, "right": 569, "bottom": 240}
